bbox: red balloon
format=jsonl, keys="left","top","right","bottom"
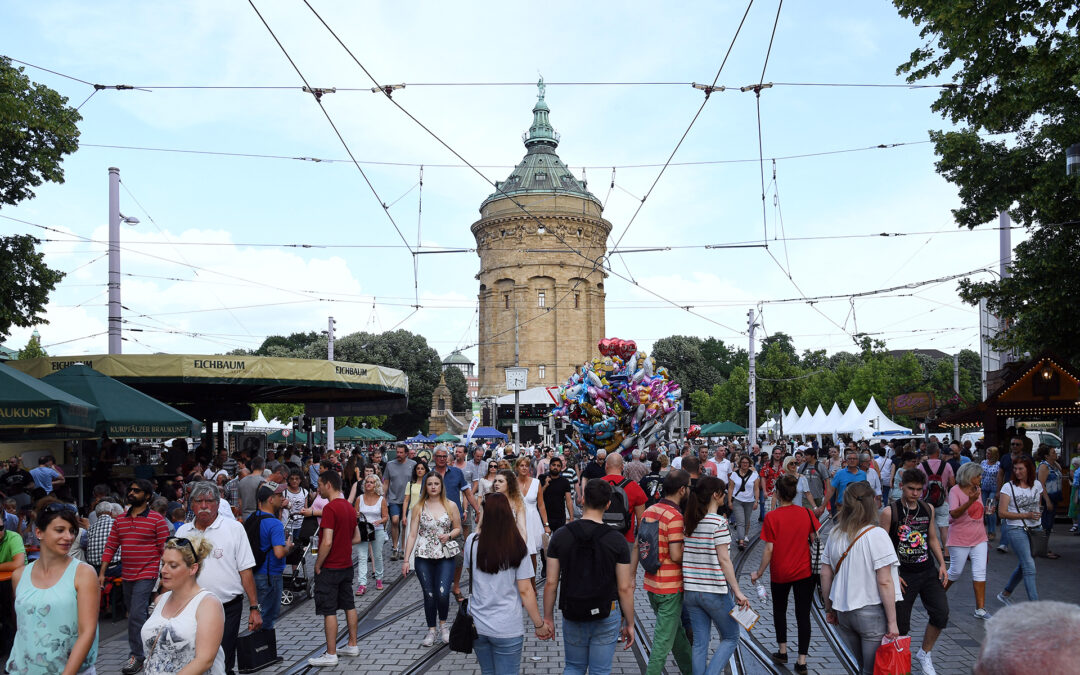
{"left": 597, "top": 338, "right": 613, "bottom": 357}
{"left": 687, "top": 424, "right": 701, "bottom": 439}
{"left": 615, "top": 339, "right": 637, "bottom": 361}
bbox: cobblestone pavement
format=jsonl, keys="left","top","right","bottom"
{"left": 90, "top": 517, "right": 1080, "bottom": 674}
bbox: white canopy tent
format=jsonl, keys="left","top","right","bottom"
{"left": 781, "top": 407, "right": 799, "bottom": 435}
{"left": 847, "top": 396, "right": 912, "bottom": 440}
{"left": 836, "top": 400, "right": 863, "bottom": 434}
{"left": 804, "top": 405, "right": 829, "bottom": 436}
{"left": 788, "top": 407, "right": 814, "bottom": 435}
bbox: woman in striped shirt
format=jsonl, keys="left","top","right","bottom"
{"left": 682, "top": 476, "right": 750, "bottom": 675}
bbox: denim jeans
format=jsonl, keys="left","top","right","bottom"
{"left": 253, "top": 574, "right": 283, "bottom": 630}
{"left": 835, "top": 603, "right": 887, "bottom": 675}
{"left": 646, "top": 592, "right": 692, "bottom": 675}
{"left": 1042, "top": 495, "right": 1060, "bottom": 533}
{"left": 413, "top": 556, "right": 455, "bottom": 626}
{"left": 122, "top": 577, "right": 156, "bottom": 658}
{"left": 563, "top": 611, "right": 621, "bottom": 675}
{"left": 354, "top": 529, "right": 386, "bottom": 585}
{"left": 982, "top": 487, "right": 997, "bottom": 536}
{"left": 683, "top": 590, "right": 739, "bottom": 675}
{"left": 473, "top": 634, "right": 523, "bottom": 675}
{"left": 1003, "top": 524, "right": 1038, "bottom": 600}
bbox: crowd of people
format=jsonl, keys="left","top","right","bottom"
{"left": 0, "top": 426, "right": 1071, "bottom": 674}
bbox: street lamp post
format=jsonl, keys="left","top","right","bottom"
{"left": 107, "top": 167, "right": 139, "bottom": 354}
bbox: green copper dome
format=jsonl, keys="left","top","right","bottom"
{"left": 481, "top": 78, "right": 602, "bottom": 210}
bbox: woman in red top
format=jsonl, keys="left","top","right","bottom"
{"left": 750, "top": 475, "right": 820, "bottom": 674}
{"left": 759, "top": 448, "right": 785, "bottom": 515}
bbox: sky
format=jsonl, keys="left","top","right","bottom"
{"left": 0, "top": 1, "right": 1024, "bottom": 367}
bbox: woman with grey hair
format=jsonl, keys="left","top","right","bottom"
{"left": 944, "top": 461, "right": 991, "bottom": 619}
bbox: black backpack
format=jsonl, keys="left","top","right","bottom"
{"left": 559, "top": 521, "right": 616, "bottom": 622}
{"left": 244, "top": 511, "right": 272, "bottom": 571}
{"left": 640, "top": 475, "right": 663, "bottom": 507}
{"left": 602, "top": 478, "right": 633, "bottom": 533}
{"left": 636, "top": 517, "right": 662, "bottom": 574}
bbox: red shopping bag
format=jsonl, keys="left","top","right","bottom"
{"left": 873, "top": 635, "right": 912, "bottom": 675}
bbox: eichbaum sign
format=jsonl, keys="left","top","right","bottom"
{"left": 888, "top": 392, "right": 936, "bottom": 416}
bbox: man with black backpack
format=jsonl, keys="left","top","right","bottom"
{"left": 797, "top": 448, "right": 829, "bottom": 518}
{"left": 879, "top": 468, "right": 949, "bottom": 675}
{"left": 600, "top": 453, "right": 648, "bottom": 580}
{"left": 542, "top": 478, "right": 635, "bottom": 670}
{"left": 247, "top": 481, "right": 294, "bottom": 631}
{"left": 917, "top": 441, "right": 956, "bottom": 553}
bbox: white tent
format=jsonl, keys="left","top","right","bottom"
{"left": 788, "top": 406, "right": 814, "bottom": 436}
{"left": 849, "top": 396, "right": 911, "bottom": 440}
{"left": 804, "top": 405, "right": 829, "bottom": 436}
{"left": 781, "top": 407, "right": 799, "bottom": 434}
{"left": 243, "top": 408, "right": 288, "bottom": 431}
{"left": 836, "top": 400, "right": 864, "bottom": 434}
{"left": 823, "top": 403, "right": 844, "bottom": 435}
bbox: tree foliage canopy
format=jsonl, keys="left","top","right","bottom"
{"left": 894, "top": 0, "right": 1080, "bottom": 362}
{"left": 242, "top": 329, "right": 441, "bottom": 438}
{"left": 658, "top": 333, "right": 979, "bottom": 429}
{"left": 0, "top": 235, "right": 63, "bottom": 339}
{"left": 0, "top": 57, "right": 82, "bottom": 208}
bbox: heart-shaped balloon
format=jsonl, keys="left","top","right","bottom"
{"left": 597, "top": 338, "right": 614, "bottom": 357}
{"left": 615, "top": 339, "right": 637, "bottom": 361}
{"left": 688, "top": 424, "right": 701, "bottom": 439}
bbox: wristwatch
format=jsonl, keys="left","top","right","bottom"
{"left": 250, "top": 604, "right": 261, "bottom": 612}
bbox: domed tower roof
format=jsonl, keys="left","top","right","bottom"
{"left": 481, "top": 77, "right": 602, "bottom": 210}
{"left": 443, "top": 350, "right": 473, "bottom": 366}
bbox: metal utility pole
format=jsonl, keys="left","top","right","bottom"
{"left": 953, "top": 353, "right": 961, "bottom": 441}
{"left": 514, "top": 308, "right": 520, "bottom": 456}
{"left": 326, "top": 316, "right": 336, "bottom": 450}
{"left": 748, "top": 308, "right": 758, "bottom": 446}
{"left": 108, "top": 168, "right": 121, "bottom": 354}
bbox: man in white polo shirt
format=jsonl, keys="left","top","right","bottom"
{"left": 176, "top": 482, "right": 262, "bottom": 675}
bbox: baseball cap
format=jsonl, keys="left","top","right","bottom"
{"left": 256, "top": 480, "right": 286, "bottom": 502}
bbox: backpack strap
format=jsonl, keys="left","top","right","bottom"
{"left": 617, "top": 477, "right": 631, "bottom": 490}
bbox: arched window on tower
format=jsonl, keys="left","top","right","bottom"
{"left": 438, "top": 397, "right": 446, "bottom": 411}
{"left": 538, "top": 290, "right": 546, "bottom": 308}
{"left": 504, "top": 294, "right": 510, "bottom": 309}
{"left": 574, "top": 293, "right": 580, "bottom": 309}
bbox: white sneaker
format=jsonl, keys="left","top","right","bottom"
{"left": 307, "top": 653, "right": 338, "bottom": 667}
{"left": 915, "top": 649, "right": 937, "bottom": 675}
{"left": 421, "top": 628, "right": 436, "bottom": 647}
{"left": 973, "top": 608, "right": 992, "bottom": 620}
{"left": 339, "top": 645, "right": 360, "bottom": 657}
{"left": 440, "top": 624, "right": 451, "bottom": 644}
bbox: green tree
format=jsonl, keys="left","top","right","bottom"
{"left": 0, "top": 235, "right": 63, "bottom": 339}
{"left": 700, "top": 337, "right": 747, "bottom": 379}
{"left": 650, "top": 335, "right": 723, "bottom": 395}
{"left": 253, "top": 331, "right": 320, "bottom": 357}
{"left": 442, "top": 366, "right": 470, "bottom": 413}
{"left": 894, "top": 0, "right": 1080, "bottom": 362}
{"left": 17, "top": 332, "right": 47, "bottom": 359}
{"left": 0, "top": 57, "right": 82, "bottom": 207}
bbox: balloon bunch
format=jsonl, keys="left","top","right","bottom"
{"left": 553, "top": 338, "right": 684, "bottom": 456}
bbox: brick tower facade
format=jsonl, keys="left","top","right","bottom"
{"left": 472, "top": 79, "right": 610, "bottom": 398}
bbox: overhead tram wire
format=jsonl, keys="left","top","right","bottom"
{"left": 120, "top": 178, "right": 256, "bottom": 338}
{"left": 607, "top": 0, "right": 757, "bottom": 257}
{"left": 9, "top": 56, "right": 976, "bottom": 92}
{"left": 301, "top": 0, "right": 748, "bottom": 340}
{"left": 79, "top": 138, "right": 937, "bottom": 169}
{"left": 752, "top": 0, "right": 783, "bottom": 244}
{"left": 244, "top": 1, "right": 415, "bottom": 263}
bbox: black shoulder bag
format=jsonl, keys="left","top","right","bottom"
{"left": 449, "top": 538, "right": 478, "bottom": 653}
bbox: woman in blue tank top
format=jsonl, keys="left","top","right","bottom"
{"left": 7, "top": 500, "right": 99, "bottom": 675}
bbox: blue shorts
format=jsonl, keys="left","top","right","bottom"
{"left": 388, "top": 502, "right": 403, "bottom": 518}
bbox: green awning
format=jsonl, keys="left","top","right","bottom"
{"left": 41, "top": 364, "right": 201, "bottom": 438}
{"left": 267, "top": 429, "right": 324, "bottom": 444}
{"left": 0, "top": 362, "right": 99, "bottom": 438}
{"left": 370, "top": 428, "right": 396, "bottom": 441}
{"left": 707, "top": 420, "right": 748, "bottom": 435}
{"left": 432, "top": 432, "right": 460, "bottom": 443}
{"left": 333, "top": 426, "right": 366, "bottom": 440}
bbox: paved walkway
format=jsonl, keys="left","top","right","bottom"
{"left": 89, "top": 518, "right": 1080, "bottom": 674}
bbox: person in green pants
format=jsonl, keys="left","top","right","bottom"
{"left": 641, "top": 470, "right": 693, "bottom": 674}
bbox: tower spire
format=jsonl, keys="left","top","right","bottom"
{"left": 525, "top": 76, "right": 558, "bottom": 149}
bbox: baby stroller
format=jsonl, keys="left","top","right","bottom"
{"left": 280, "top": 516, "right": 319, "bottom": 606}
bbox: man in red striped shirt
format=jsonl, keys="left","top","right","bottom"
{"left": 99, "top": 478, "right": 171, "bottom": 675}
{"left": 641, "top": 469, "right": 692, "bottom": 675}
